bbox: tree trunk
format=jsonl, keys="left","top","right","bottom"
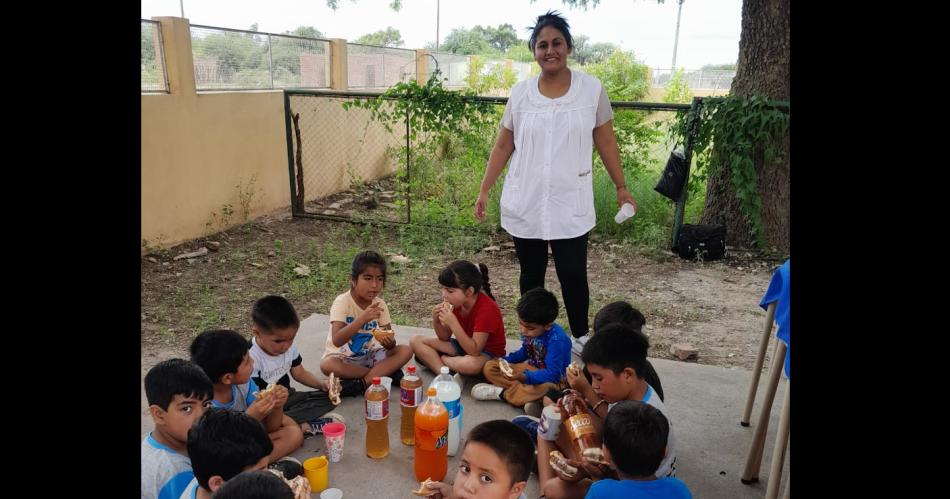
{"left": 701, "top": 0, "right": 789, "bottom": 254}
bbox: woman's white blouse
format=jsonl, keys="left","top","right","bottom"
{"left": 499, "top": 69, "right": 613, "bottom": 241}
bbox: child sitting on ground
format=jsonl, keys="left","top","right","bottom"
{"left": 420, "top": 419, "right": 534, "bottom": 499}
{"left": 178, "top": 408, "right": 274, "bottom": 499}
{"left": 249, "top": 295, "right": 344, "bottom": 436}
{"left": 472, "top": 287, "right": 571, "bottom": 416}
{"left": 142, "top": 359, "right": 213, "bottom": 499}
{"left": 319, "top": 250, "right": 413, "bottom": 396}
{"left": 410, "top": 260, "right": 507, "bottom": 383}
{"left": 535, "top": 323, "right": 677, "bottom": 499}
{"left": 545, "top": 301, "right": 665, "bottom": 408}
{"left": 190, "top": 329, "right": 304, "bottom": 463}
{"left": 584, "top": 400, "right": 692, "bottom": 498}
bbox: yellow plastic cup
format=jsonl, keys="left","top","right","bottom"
{"left": 303, "top": 455, "right": 329, "bottom": 493}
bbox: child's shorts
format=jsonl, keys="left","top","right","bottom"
{"left": 327, "top": 346, "right": 388, "bottom": 368}
{"left": 448, "top": 338, "right": 495, "bottom": 359}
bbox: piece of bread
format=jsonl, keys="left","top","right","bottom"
{"left": 411, "top": 478, "right": 437, "bottom": 496}
{"left": 549, "top": 450, "right": 579, "bottom": 479}
{"left": 581, "top": 447, "right": 610, "bottom": 465}
{"left": 256, "top": 383, "right": 278, "bottom": 400}
{"left": 566, "top": 362, "right": 580, "bottom": 377}
{"left": 499, "top": 358, "right": 514, "bottom": 378}
{"left": 328, "top": 372, "right": 341, "bottom": 405}
{"left": 372, "top": 328, "right": 395, "bottom": 343}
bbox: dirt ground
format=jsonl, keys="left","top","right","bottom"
{"left": 142, "top": 211, "right": 783, "bottom": 372}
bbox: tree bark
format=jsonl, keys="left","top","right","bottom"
{"left": 701, "top": 0, "right": 789, "bottom": 254}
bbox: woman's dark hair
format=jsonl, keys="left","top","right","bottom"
{"left": 528, "top": 10, "right": 573, "bottom": 51}
{"left": 438, "top": 260, "right": 494, "bottom": 301}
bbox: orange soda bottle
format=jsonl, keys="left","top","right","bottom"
{"left": 414, "top": 387, "right": 448, "bottom": 481}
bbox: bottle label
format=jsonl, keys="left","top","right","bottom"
{"left": 564, "top": 414, "right": 595, "bottom": 441}
{"left": 435, "top": 433, "right": 447, "bottom": 450}
{"left": 366, "top": 399, "right": 389, "bottom": 420}
{"left": 415, "top": 426, "right": 447, "bottom": 451}
{"left": 443, "top": 399, "right": 461, "bottom": 419}
{"left": 401, "top": 387, "right": 422, "bottom": 407}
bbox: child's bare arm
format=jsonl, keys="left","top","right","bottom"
{"left": 290, "top": 364, "right": 329, "bottom": 391}
{"left": 453, "top": 330, "right": 488, "bottom": 356}
{"left": 431, "top": 304, "right": 453, "bottom": 341}
{"left": 330, "top": 302, "right": 383, "bottom": 347}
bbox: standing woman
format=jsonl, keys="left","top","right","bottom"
{"left": 474, "top": 11, "right": 637, "bottom": 352}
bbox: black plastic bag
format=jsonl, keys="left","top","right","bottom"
{"left": 673, "top": 224, "right": 726, "bottom": 261}
{"left": 654, "top": 149, "right": 688, "bottom": 201}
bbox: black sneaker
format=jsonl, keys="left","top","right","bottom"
{"left": 389, "top": 367, "right": 404, "bottom": 387}
{"left": 303, "top": 412, "right": 346, "bottom": 437}
{"left": 340, "top": 378, "right": 366, "bottom": 397}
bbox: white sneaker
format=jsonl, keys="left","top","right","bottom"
{"left": 571, "top": 332, "right": 592, "bottom": 355}
{"left": 471, "top": 383, "right": 504, "bottom": 401}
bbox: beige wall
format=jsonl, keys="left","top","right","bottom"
{"left": 141, "top": 18, "right": 402, "bottom": 250}
{"left": 141, "top": 90, "right": 289, "bottom": 249}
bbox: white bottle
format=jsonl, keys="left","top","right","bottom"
{"left": 433, "top": 366, "right": 462, "bottom": 456}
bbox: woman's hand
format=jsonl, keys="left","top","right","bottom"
{"left": 616, "top": 186, "right": 637, "bottom": 213}
{"left": 474, "top": 191, "right": 489, "bottom": 221}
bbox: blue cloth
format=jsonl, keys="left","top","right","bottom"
{"left": 759, "top": 259, "right": 790, "bottom": 378}
{"left": 585, "top": 477, "right": 693, "bottom": 499}
{"left": 503, "top": 323, "right": 572, "bottom": 385}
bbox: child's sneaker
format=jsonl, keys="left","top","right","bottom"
{"left": 471, "top": 383, "right": 503, "bottom": 401}
{"left": 303, "top": 412, "right": 346, "bottom": 437}
{"left": 339, "top": 378, "right": 366, "bottom": 398}
{"left": 389, "top": 367, "right": 404, "bottom": 387}
{"left": 511, "top": 415, "right": 540, "bottom": 445}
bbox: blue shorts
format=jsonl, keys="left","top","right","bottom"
{"left": 449, "top": 338, "right": 495, "bottom": 359}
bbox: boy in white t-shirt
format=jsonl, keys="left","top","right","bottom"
{"left": 249, "top": 295, "right": 343, "bottom": 437}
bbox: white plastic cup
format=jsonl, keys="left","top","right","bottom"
{"left": 379, "top": 376, "right": 393, "bottom": 394}
{"left": 614, "top": 203, "right": 636, "bottom": 224}
{"left": 539, "top": 405, "right": 562, "bottom": 441}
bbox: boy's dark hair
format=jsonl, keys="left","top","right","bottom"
{"left": 187, "top": 408, "right": 274, "bottom": 491}
{"left": 516, "top": 287, "right": 559, "bottom": 325}
{"left": 465, "top": 420, "right": 534, "bottom": 484}
{"left": 581, "top": 323, "right": 648, "bottom": 379}
{"left": 190, "top": 329, "right": 250, "bottom": 383}
{"left": 593, "top": 301, "right": 646, "bottom": 333}
{"left": 145, "top": 358, "right": 214, "bottom": 410}
{"left": 267, "top": 459, "right": 303, "bottom": 480}
{"left": 251, "top": 295, "right": 300, "bottom": 332}
{"left": 603, "top": 401, "right": 669, "bottom": 478}
{"left": 439, "top": 260, "right": 495, "bottom": 301}
{"left": 351, "top": 250, "right": 387, "bottom": 282}
{"left": 210, "top": 470, "right": 293, "bottom": 499}
{"left": 527, "top": 10, "right": 573, "bottom": 51}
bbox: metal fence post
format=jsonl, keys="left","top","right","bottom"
{"left": 405, "top": 104, "right": 411, "bottom": 224}
{"left": 284, "top": 91, "right": 300, "bottom": 216}
{"left": 268, "top": 34, "right": 275, "bottom": 88}
{"left": 671, "top": 96, "right": 703, "bottom": 250}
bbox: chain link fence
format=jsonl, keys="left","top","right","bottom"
{"left": 141, "top": 20, "right": 168, "bottom": 93}
{"left": 346, "top": 44, "right": 417, "bottom": 90}
{"left": 652, "top": 68, "right": 735, "bottom": 91}
{"left": 190, "top": 24, "right": 330, "bottom": 91}
{"left": 285, "top": 91, "right": 700, "bottom": 234}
